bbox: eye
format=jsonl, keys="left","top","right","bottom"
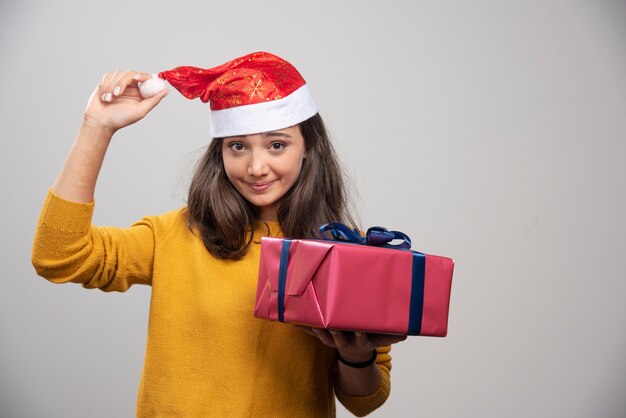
{"left": 229, "top": 142, "right": 245, "bottom": 152}
{"left": 269, "top": 142, "right": 286, "bottom": 151}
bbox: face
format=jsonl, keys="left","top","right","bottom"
{"left": 222, "top": 125, "right": 306, "bottom": 221}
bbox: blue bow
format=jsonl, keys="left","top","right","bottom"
{"left": 319, "top": 222, "right": 412, "bottom": 249}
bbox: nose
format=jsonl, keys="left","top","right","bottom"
{"left": 247, "top": 150, "right": 270, "bottom": 177}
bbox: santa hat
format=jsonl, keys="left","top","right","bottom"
{"left": 158, "top": 51, "right": 318, "bottom": 138}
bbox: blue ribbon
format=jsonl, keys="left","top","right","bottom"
{"left": 319, "top": 222, "right": 412, "bottom": 249}
{"left": 277, "top": 239, "right": 292, "bottom": 323}
{"left": 408, "top": 253, "right": 425, "bottom": 335}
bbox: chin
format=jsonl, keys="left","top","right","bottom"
{"left": 248, "top": 197, "right": 276, "bottom": 209}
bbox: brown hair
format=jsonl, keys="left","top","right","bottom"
{"left": 186, "top": 113, "right": 357, "bottom": 260}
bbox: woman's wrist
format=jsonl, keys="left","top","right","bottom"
{"left": 81, "top": 116, "right": 116, "bottom": 139}
{"left": 336, "top": 349, "right": 377, "bottom": 368}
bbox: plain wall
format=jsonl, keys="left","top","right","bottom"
{"left": 1, "top": 1, "right": 625, "bottom": 417}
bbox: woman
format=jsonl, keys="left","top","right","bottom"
{"left": 32, "top": 51, "right": 406, "bottom": 417}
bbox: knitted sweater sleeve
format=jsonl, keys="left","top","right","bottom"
{"left": 334, "top": 345, "right": 393, "bottom": 417}
{"left": 31, "top": 190, "right": 155, "bottom": 292}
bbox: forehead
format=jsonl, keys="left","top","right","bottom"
{"left": 225, "top": 125, "right": 302, "bottom": 140}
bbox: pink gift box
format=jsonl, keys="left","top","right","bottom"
{"left": 254, "top": 233, "right": 454, "bottom": 336}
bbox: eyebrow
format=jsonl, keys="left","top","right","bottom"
{"left": 225, "top": 132, "right": 291, "bottom": 142}
{"left": 263, "top": 132, "right": 291, "bottom": 138}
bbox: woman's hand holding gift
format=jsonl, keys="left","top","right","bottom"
{"left": 295, "top": 326, "right": 407, "bottom": 362}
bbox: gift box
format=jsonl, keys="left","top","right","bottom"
{"left": 254, "top": 223, "right": 454, "bottom": 336}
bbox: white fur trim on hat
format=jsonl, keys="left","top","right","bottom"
{"left": 209, "top": 85, "right": 318, "bottom": 138}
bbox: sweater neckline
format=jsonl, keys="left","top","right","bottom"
{"left": 255, "top": 220, "right": 283, "bottom": 238}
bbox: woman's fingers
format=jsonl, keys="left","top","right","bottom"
{"left": 294, "top": 326, "right": 408, "bottom": 354}
{"left": 354, "top": 331, "right": 370, "bottom": 347}
{"left": 109, "top": 70, "right": 123, "bottom": 97}
{"left": 329, "top": 329, "right": 351, "bottom": 349}
{"left": 133, "top": 71, "right": 152, "bottom": 83}
{"left": 98, "top": 71, "right": 156, "bottom": 102}
{"left": 112, "top": 71, "right": 139, "bottom": 97}
{"left": 99, "top": 71, "right": 118, "bottom": 102}
{"left": 296, "top": 326, "right": 370, "bottom": 349}
{"left": 295, "top": 326, "right": 338, "bottom": 347}
{"left": 99, "top": 70, "right": 123, "bottom": 102}
{"left": 367, "top": 333, "right": 407, "bottom": 348}
{"left": 98, "top": 72, "right": 111, "bottom": 102}
{"left": 311, "top": 328, "right": 337, "bottom": 347}
{"left": 117, "top": 71, "right": 155, "bottom": 97}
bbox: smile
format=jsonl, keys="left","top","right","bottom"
{"left": 246, "top": 180, "right": 276, "bottom": 193}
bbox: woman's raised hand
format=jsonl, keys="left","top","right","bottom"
{"left": 83, "top": 71, "right": 169, "bottom": 135}
{"left": 50, "top": 71, "right": 169, "bottom": 202}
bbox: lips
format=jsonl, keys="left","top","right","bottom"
{"left": 246, "top": 180, "right": 276, "bottom": 193}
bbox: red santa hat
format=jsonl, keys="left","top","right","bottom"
{"left": 158, "top": 51, "right": 318, "bottom": 138}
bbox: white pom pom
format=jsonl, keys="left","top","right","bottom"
{"left": 139, "top": 74, "right": 167, "bottom": 98}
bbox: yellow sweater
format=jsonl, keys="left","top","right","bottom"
{"left": 32, "top": 190, "right": 392, "bottom": 417}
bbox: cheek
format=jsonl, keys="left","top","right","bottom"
{"left": 223, "top": 169, "right": 236, "bottom": 186}
{"left": 279, "top": 154, "right": 305, "bottom": 180}
{"left": 222, "top": 157, "right": 243, "bottom": 181}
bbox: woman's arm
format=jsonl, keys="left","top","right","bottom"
{"left": 52, "top": 120, "right": 113, "bottom": 203}
{"left": 334, "top": 334, "right": 383, "bottom": 396}
{"left": 298, "top": 328, "right": 405, "bottom": 395}
{"left": 297, "top": 327, "right": 405, "bottom": 415}
{"left": 32, "top": 71, "right": 169, "bottom": 291}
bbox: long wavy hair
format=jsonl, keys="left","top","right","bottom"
{"left": 186, "top": 113, "right": 358, "bottom": 260}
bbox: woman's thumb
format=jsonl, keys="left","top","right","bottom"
{"left": 139, "top": 88, "right": 170, "bottom": 114}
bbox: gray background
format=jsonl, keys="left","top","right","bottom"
{"left": 1, "top": 1, "right": 625, "bottom": 417}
